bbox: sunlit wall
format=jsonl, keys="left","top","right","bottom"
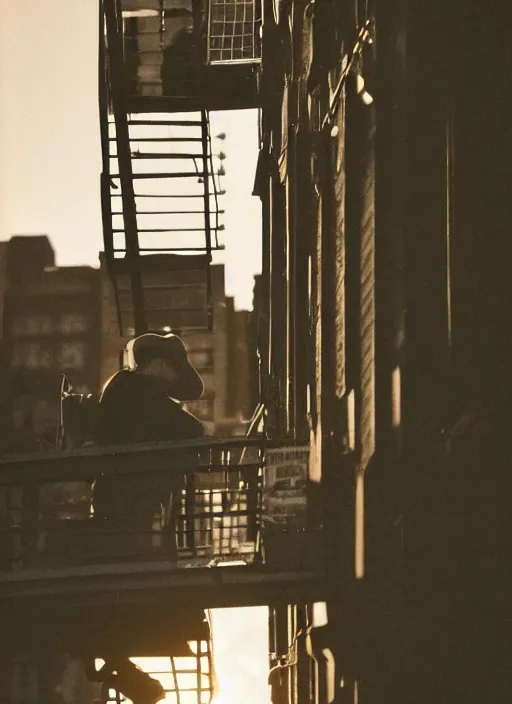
{"left": 96, "top": 607, "right": 270, "bottom": 704}
{"left": 209, "top": 607, "right": 271, "bottom": 704}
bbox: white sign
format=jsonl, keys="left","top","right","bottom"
{"left": 264, "top": 446, "right": 309, "bottom": 526}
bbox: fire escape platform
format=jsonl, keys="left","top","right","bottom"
{"left": 0, "top": 438, "right": 324, "bottom": 610}
{"left": 126, "top": 64, "right": 260, "bottom": 113}
{"left": 0, "top": 561, "right": 325, "bottom": 609}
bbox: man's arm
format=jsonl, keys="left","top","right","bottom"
{"left": 176, "top": 407, "right": 206, "bottom": 438}
{"left": 151, "top": 395, "right": 205, "bottom": 440}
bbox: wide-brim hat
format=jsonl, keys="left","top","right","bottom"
{"left": 131, "top": 333, "right": 204, "bottom": 401}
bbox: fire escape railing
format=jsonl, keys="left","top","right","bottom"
{"left": 206, "top": 0, "right": 262, "bottom": 65}
{"left": 0, "top": 437, "right": 318, "bottom": 574}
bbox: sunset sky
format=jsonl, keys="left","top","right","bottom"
{"left": 0, "top": 0, "right": 262, "bottom": 310}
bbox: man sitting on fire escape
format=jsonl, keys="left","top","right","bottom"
{"left": 92, "top": 332, "right": 205, "bottom": 548}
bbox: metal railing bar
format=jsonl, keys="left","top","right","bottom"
{"left": 128, "top": 119, "right": 202, "bottom": 126}
{"left": 130, "top": 153, "right": 204, "bottom": 159}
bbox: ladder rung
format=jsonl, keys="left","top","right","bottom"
{"left": 128, "top": 119, "right": 202, "bottom": 126}
{"left": 111, "top": 210, "right": 224, "bottom": 215}
{"left": 113, "top": 228, "right": 221, "bottom": 233}
{"left": 130, "top": 153, "right": 205, "bottom": 159}
{"left": 114, "top": 246, "right": 225, "bottom": 252}
{"left": 109, "top": 137, "right": 203, "bottom": 142}
{"left": 110, "top": 172, "right": 207, "bottom": 179}
{"left": 111, "top": 193, "right": 219, "bottom": 198}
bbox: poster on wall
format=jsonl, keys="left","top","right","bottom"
{"left": 263, "top": 445, "right": 309, "bottom": 527}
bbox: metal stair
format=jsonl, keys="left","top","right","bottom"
{"left": 99, "top": 0, "right": 224, "bottom": 335}
{"left": 107, "top": 112, "right": 224, "bottom": 255}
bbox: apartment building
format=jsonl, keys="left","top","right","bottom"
{"left": 0, "top": 236, "right": 101, "bottom": 453}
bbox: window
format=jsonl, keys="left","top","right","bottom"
{"left": 186, "top": 399, "right": 215, "bottom": 422}
{"left": 11, "top": 316, "right": 52, "bottom": 337}
{"left": 32, "top": 399, "right": 57, "bottom": 435}
{"left": 10, "top": 343, "right": 52, "bottom": 370}
{"left": 97, "top": 650, "right": 211, "bottom": 704}
{"left": 73, "top": 384, "right": 90, "bottom": 395}
{"left": 188, "top": 349, "right": 214, "bottom": 370}
{"left": 4, "top": 486, "right": 23, "bottom": 528}
{"left": 12, "top": 395, "right": 30, "bottom": 431}
{"left": 59, "top": 313, "right": 88, "bottom": 334}
{"left": 59, "top": 342, "right": 86, "bottom": 370}
{"left": 208, "top": 0, "right": 262, "bottom": 64}
{"left": 201, "top": 374, "right": 216, "bottom": 396}
{"left": 10, "top": 344, "right": 23, "bottom": 368}
{"left": 25, "top": 344, "right": 40, "bottom": 369}
{"left": 5, "top": 661, "right": 39, "bottom": 704}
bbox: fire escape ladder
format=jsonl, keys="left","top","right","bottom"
{"left": 102, "top": 0, "right": 147, "bottom": 335}
{"left": 100, "top": 1, "right": 225, "bottom": 335}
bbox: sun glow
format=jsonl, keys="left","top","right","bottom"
{"left": 94, "top": 607, "right": 270, "bottom": 704}
{"left": 209, "top": 607, "right": 271, "bottom": 704}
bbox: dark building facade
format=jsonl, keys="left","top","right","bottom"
{"left": 225, "top": 296, "right": 251, "bottom": 423}
{"left": 0, "top": 237, "right": 101, "bottom": 453}
{"left": 255, "top": 1, "right": 512, "bottom": 703}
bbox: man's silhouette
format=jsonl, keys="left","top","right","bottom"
{"left": 99, "top": 332, "right": 204, "bottom": 446}
{"left": 93, "top": 333, "right": 205, "bottom": 543}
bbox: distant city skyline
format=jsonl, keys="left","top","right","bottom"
{"left": 0, "top": 1, "right": 261, "bottom": 310}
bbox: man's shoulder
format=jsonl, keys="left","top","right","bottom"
{"left": 101, "top": 370, "right": 148, "bottom": 402}
{"left": 173, "top": 404, "right": 206, "bottom": 437}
